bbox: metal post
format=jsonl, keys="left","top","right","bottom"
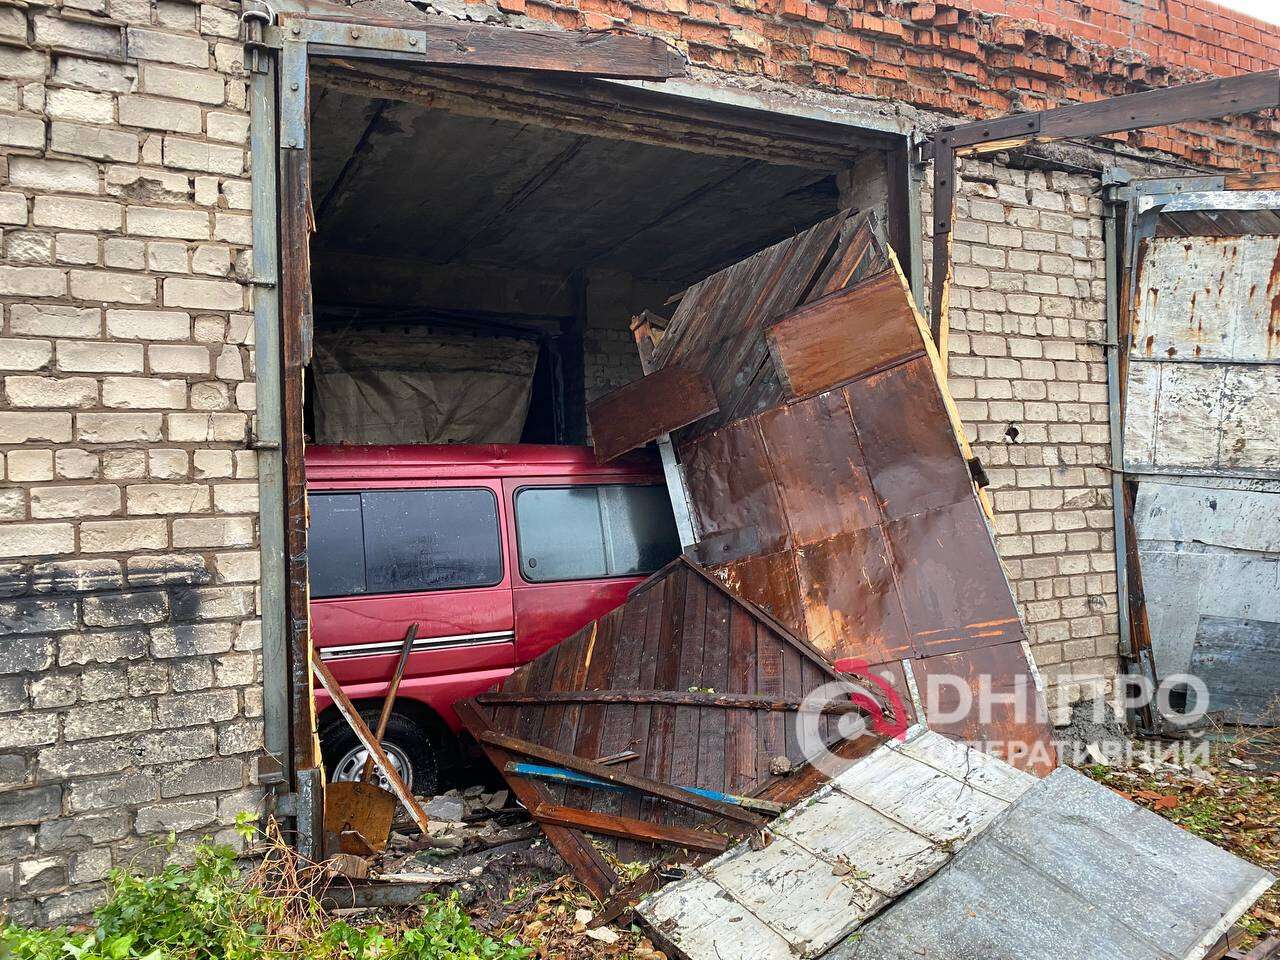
{"left": 246, "top": 6, "right": 290, "bottom": 776}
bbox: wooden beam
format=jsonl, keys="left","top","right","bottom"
{"left": 531, "top": 803, "right": 731, "bottom": 854}
{"left": 311, "top": 656, "right": 441, "bottom": 841}
{"left": 293, "top": 15, "right": 687, "bottom": 80}
{"left": 478, "top": 688, "right": 868, "bottom": 716}
{"left": 472, "top": 726, "right": 766, "bottom": 827}
{"left": 587, "top": 363, "right": 719, "bottom": 463}
{"left": 455, "top": 699, "right": 619, "bottom": 900}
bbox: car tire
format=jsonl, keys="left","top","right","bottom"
{"left": 320, "top": 708, "right": 440, "bottom": 798}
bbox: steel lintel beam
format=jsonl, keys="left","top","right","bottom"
{"left": 926, "top": 68, "right": 1280, "bottom": 341}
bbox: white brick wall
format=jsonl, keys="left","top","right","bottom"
{"left": 927, "top": 157, "right": 1119, "bottom": 725}
{"left": 0, "top": 0, "right": 261, "bottom": 925}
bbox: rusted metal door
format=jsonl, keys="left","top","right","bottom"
{"left": 1117, "top": 176, "right": 1280, "bottom": 724}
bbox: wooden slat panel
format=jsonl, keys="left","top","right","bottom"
{"left": 766, "top": 272, "right": 924, "bottom": 399}
{"left": 587, "top": 363, "right": 719, "bottom": 463}
{"left": 725, "top": 605, "right": 758, "bottom": 796}
{"left": 696, "top": 582, "right": 731, "bottom": 811}
{"left": 806, "top": 211, "right": 887, "bottom": 301}
{"left": 670, "top": 572, "right": 708, "bottom": 789}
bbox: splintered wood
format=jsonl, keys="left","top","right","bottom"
{"left": 458, "top": 556, "right": 894, "bottom": 899}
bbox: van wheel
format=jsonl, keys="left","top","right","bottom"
{"left": 320, "top": 710, "right": 440, "bottom": 798}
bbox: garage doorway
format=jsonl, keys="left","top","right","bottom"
{"left": 261, "top": 16, "right": 921, "bottom": 845}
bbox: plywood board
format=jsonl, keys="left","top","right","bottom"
{"left": 587, "top": 363, "right": 718, "bottom": 463}
{"left": 830, "top": 767, "right": 1274, "bottom": 960}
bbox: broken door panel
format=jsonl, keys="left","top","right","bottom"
{"left": 756, "top": 391, "right": 880, "bottom": 545}
{"left": 885, "top": 500, "right": 1022, "bottom": 656}
{"left": 587, "top": 363, "right": 719, "bottom": 464}
{"left": 844, "top": 357, "right": 976, "bottom": 521}
{"left": 619, "top": 206, "right": 1052, "bottom": 771}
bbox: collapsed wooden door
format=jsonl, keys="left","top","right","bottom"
{"left": 588, "top": 208, "right": 1057, "bottom": 776}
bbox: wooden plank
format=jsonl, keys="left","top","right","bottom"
{"left": 725, "top": 605, "right": 758, "bottom": 796}
{"left": 806, "top": 211, "right": 885, "bottom": 301}
{"left": 531, "top": 803, "right": 730, "bottom": 854}
{"left": 312, "top": 656, "right": 437, "bottom": 839}
{"left": 455, "top": 699, "right": 619, "bottom": 900}
{"left": 474, "top": 727, "right": 766, "bottom": 826}
{"left": 292, "top": 15, "right": 687, "bottom": 79}
{"left": 766, "top": 271, "right": 924, "bottom": 400}
{"left": 587, "top": 363, "right": 719, "bottom": 463}
{"left": 478, "top": 689, "right": 868, "bottom": 714}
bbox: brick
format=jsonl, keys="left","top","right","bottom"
{"left": 150, "top": 622, "right": 235, "bottom": 657}
{"left": 118, "top": 95, "right": 203, "bottom": 133}
{"left": 66, "top": 770, "right": 156, "bottom": 810}
{"left": 0, "top": 192, "right": 27, "bottom": 225}
{"left": 148, "top": 344, "right": 209, "bottom": 374}
{"left": 126, "top": 27, "right": 208, "bottom": 67}
{"left": 0, "top": 46, "right": 47, "bottom": 81}
{"left": 51, "top": 122, "right": 138, "bottom": 163}
{"left": 33, "top": 197, "right": 123, "bottom": 232}
{"left": 34, "top": 15, "right": 122, "bottom": 57}
{"left": 126, "top": 206, "right": 210, "bottom": 240}
{"left": 171, "top": 516, "right": 252, "bottom": 548}
{"left": 31, "top": 484, "right": 121, "bottom": 519}
{"left": 0, "top": 413, "right": 72, "bottom": 444}
{"left": 0, "top": 787, "right": 62, "bottom": 827}
{"left": 167, "top": 412, "right": 244, "bottom": 442}
{"left": 68, "top": 269, "right": 156, "bottom": 304}
{"left": 56, "top": 233, "right": 99, "bottom": 265}
{"left": 0, "top": 114, "right": 44, "bottom": 149}
{"left": 135, "top": 797, "right": 217, "bottom": 834}
{"left": 212, "top": 483, "right": 256, "bottom": 514}
{"left": 161, "top": 276, "right": 243, "bottom": 309}
{"left": 102, "top": 377, "right": 187, "bottom": 409}
{"left": 80, "top": 518, "right": 167, "bottom": 552}
{"left": 56, "top": 341, "right": 144, "bottom": 374}
{"left": 0, "top": 339, "right": 53, "bottom": 371}
{"left": 56, "top": 449, "right": 100, "bottom": 479}
{"left": 157, "top": 689, "right": 236, "bottom": 727}
{"left": 0, "top": 714, "right": 58, "bottom": 749}
{"left": 126, "top": 482, "right": 210, "bottom": 514}
{"left": 58, "top": 629, "right": 147, "bottom": 666}
{"left": 6, "top": 372, "right": 100, "bottom": 409}
{"left": 0, "top": 266, "right": 67, "bottom": 298}
{"left": 162, "top": 137, "right": 242, "bottom": 175}
{"left": 104, "top": 309, "right": 190, "bottom": 341}
{"left": 46, "top": 88, "right": 115, "bottom": 124}
{"left": 104, "top": 238, "right": 145, "bottom": 269}
{"left": 206, "top": 111, "right": 248, "bottom": 143}
{"left": 140, "top": 63, "right": 224, "bottom": 104}
{"left": 83, "top": 591, "right": 168, "bottom": 627}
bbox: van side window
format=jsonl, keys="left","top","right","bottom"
{"left": 515, "top": 484, "right": 680, "bottom": 583}
{"left": 308, "top": 488, "right": 503, "bottom": 598}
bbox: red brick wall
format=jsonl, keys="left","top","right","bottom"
{"left": 506, "top": 0, "right": 1280, "bottom": 168}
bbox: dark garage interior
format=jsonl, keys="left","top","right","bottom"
{"left": 303, "top": 65, "right": 872, "bottom": 446}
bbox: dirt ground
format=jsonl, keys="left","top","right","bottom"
{"left": 367, "top": 730, "right": 1280, "bottom": 959}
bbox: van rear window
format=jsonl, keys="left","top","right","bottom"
{"left": 515, "top": 484, "right": 680, "bottom": 583}
{"left": 308, "top": 488, "right": 502, "bottom": 599}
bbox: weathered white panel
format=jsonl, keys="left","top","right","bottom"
{"left": 1136, "top": 481, "right": 1280, "bottom": 554}
{"left": 644, "top": 872, "right": 795, "bottom": 960}
{"left": 704, "top": 834, "right": 883, "bottom": 953}
{"left": 1131, "top": 235, "right": 1280, "bottom": 364}
{"left": 638, "top": 731, "right": 1026, "bottom": 960}
{"left": 1124, "top": 229, "right": 1280, "bottom": 478}
{"left": 1221, "top": 365, "right": 1280, "bottom": 471}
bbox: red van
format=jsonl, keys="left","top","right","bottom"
{"left": 307, "top": 443, "right": 680, "bottom": 795}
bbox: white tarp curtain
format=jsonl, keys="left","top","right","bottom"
{"left": 311, "top": 327, "right": 539, "bottom": 445}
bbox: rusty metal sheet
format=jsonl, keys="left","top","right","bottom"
{"left": 586, "top": 363, "right": 718, "bottom": 463}
{"left": 1124, "top": 230, "right": 1280, "bottom": 478}
{"left": 884, "top": 500, "right": 1022, "bottom": 656}
{"left": 911, "top": 640, "right": 1056, "bottom": 778}
{"left": 682, "top": 418, "right": 789, "bottom": 556}
{"left": 710, "top": 549, "right": 807, "bottom": 639}
{"left": 766, "top": 270, "right": 924, "bottom": 399}
{"left": 757, "top": 391, "right": 879, "bottom": 546}
{"left": 794, "top": 529, "right": 912, "bottom": 664}
{"left": 845, "top": 356, "right": 974, "bottom": 521}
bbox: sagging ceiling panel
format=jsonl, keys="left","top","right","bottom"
{"left": 307, "top": 85, "right": 842, "bottom": 285}
{"left": 591, "top": 208, "right": 1056, "bottom": 775}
